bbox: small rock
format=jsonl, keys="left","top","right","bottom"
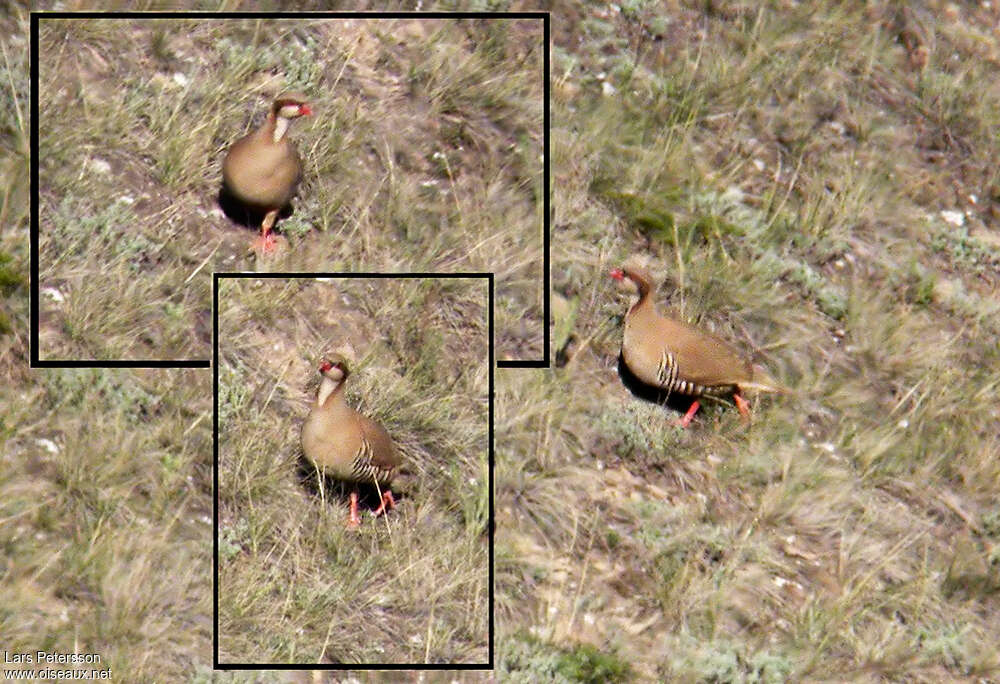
{"left": 35, "top": 438, "right": 59, "bottom": 454}
{"left": 86, "top": 158, "right": 111, "bottom": 174}
{"left": 41, "top": 287, "right": 65, "bottom": 304}
{"left": 940, "top": 210, "right": 965, "bottom": 227}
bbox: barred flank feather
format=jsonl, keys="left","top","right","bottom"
{"left": 351, "top": 438, "right": 396, "bottom": 485}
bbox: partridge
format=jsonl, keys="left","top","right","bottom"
{"left": 300, "top": 355, "right": 402, "bottom": 527}
{"left": 610, "top": 265, "right": 784, "bottom": 427}
{"left": 222, "top": 92, "right": 312, "bottom": 253}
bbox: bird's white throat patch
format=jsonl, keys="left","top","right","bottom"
{"left": 272, "top": 115, "right": 291, "bottom": 143}
{"left": 317, "top": 376, "right": 341, "bottom": 407}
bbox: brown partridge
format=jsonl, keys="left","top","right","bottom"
{"left": 300, "top": 355, "right": 402, "bottom": 527}
{"left": 222, "top": 92, "right": 312, "bottom": 253}
{"left": 610, "top": 265, "right": 784, "bottom": 427}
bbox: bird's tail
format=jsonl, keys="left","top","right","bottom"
{"left": 741, "top": 366, "right": 791, "bottom": 395}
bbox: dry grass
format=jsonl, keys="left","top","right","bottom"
{"left": 12, "top": 4, "right": 501, "bottom": 680}
{"left": 9, "top": 1, "right": 1000, "bottom": 682}
{"left": 215, "top": 275, "right": 490, "bottom": 665}
{"left": 36, "top": 14, "right": 542, "bottom": 362}
{"left": 499, "top": 2, "right": 1000, "bottom": 681}
{"left": 0, "top": 365, "right": 215, "bottom": 681}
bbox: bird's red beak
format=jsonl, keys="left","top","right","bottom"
{"left": 609, "top": 268, "right": 625, "bottom": 281}
{"left": 299, "top": 104, "right": 313, "bottom": 116}
{"left": 319, "top": 360, "right": 332, "bottom": 372}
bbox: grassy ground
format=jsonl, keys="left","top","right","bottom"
{"left": 498, "top": 2, "right": 1000, "bottom": 681}
{"left": 9, "top": 1, "right": 1000, "bottom": 682}
{"left": 216, "top": 275, "right": 490, "bottom": 664}
{"left": 6, "top": 21, "right": 213, "bottom": 677}
{"left": 0, "top": 367, "right": 214, "bottom": 682}
{"left": 36, "top": 14, "right": 543, "bottom": 362}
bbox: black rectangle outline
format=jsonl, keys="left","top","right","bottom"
{"left": 498, "top": 10, "right": 550, "bottom": 369}
{"left": 31, "top": 11, "right": 550, "bottom": 369}
{"left": 213, "top": 271, "right": 494, "bottom": 670}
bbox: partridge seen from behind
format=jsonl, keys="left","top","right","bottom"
{"left": 301, "top": 355, "right": 402, "bottom": 527}
{"left": 222, "top": 92, "right": 312, "bottom": 253}
{"left": 610, "top": 265, "right": 784, "bottom": 426}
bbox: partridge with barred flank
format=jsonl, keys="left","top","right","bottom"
{"left": 610, "top": 265, "right": 785, "bottom": 427}
{"left": 301, "top": 355, "right": 401, "bottom": 527}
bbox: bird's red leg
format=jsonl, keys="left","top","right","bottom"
{"left": 372, "top": 491, "right": 396, "bottom": 517}
{"left": 253, "top": 210, "right": 280, "bottom": 253}
{"left": 733, "top": 393, "right": 751, "bottom": 421}
{"left": 678, "top": 400, "right": 701, "bottom": 428}
{"left": 347, "top": 491, "right": 362, "bottom": 528}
